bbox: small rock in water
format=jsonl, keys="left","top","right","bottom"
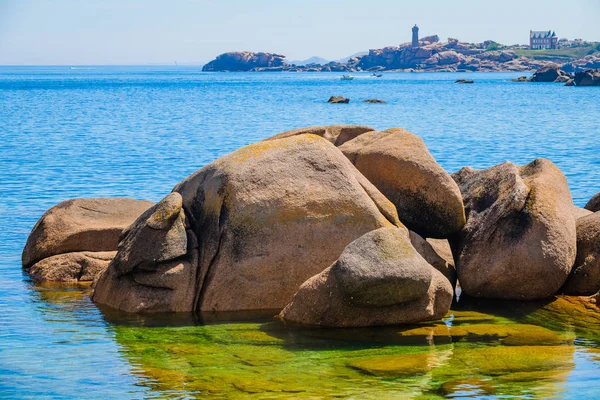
{"left": 328, "top": 96, "right": 350, "bottom": 103}
{"left": 455, "top": 79, "right": 474, "bottom": 84}
{"left": 511, "top": 76, "right": 528, "bottom": 82}
{"left": 363, "top": 99, "right": 386, "bottom": 103}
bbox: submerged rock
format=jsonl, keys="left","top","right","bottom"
{"left": 451, "top": 159, "right": 576, "bottom": 299}
{"left": 279, "top": 227, "right": 453, "bottom": 327}
{"left": 339, "top": 128, "right": 465, "bottom": 238}
{"left": 561, "top": 212, "right": 600, "bottom": 295}
{"left": 363, "top": 99, "right": 386, "bottom": 103}
{"left": 511, "top": 76, "right": 528, "bottom": 82}
{"left": 93, "top": 134, "right": 401, "bottom": 313}
{"left": 22, "top": 198, "right": 153, "bottom": 281}
{"left": 455, "top": 79, "right": 474, "bottom": 84}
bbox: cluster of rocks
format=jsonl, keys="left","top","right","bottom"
{"left": 23, "top": 125, "right": 600, "bottom": 327}
{"left": 327, "top": 96, "right": 387, "bottom": 104}
{"left": 513, "top": 64, "right": 600, "bottom": 86}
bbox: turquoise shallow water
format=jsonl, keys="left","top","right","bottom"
{"left": 1, "top": 67, "right": 600, "bottom": 399}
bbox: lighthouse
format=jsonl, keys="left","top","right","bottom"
{"left": 412, "top": 24, "right": 419, "bottom": 47}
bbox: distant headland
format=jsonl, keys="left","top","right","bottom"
{"left": 202, "top": 25, "right": 600, "bottom": 73}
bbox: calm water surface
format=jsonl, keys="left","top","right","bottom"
{"left": 1, "top": 67, "right": 600, "bottom": 399}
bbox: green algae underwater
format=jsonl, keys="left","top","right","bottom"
{"left": 29, "top": 283, "right": 600, "bottom": 399}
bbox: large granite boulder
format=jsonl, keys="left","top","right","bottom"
{"left": 202, "top": 51, "right": 286, "bottom": 72}
{"left": 93, "top": 134, "right": 402, "bottom": 313}
{"left": 279, "top": 227, "right": 453, "bottom": 327}
{"left": 266, "top": 124, "right": 374, "bottom": 146}
{"left": 585, "top": 193, "right": 600, "bottom": 212}
{"left": 451, "top": 159, "right": 576, "bottom": 299}
{"left": 574, "top": 69, "right": 600, "bottom": 86}
{"left": 22, "top": 198, "right": 153, "bottom": 281}
{"left": 561, "top": 212, "right": 600, "bottom": 295}
{"left": 339, "top": 128, "right": 465, "bottom": 238}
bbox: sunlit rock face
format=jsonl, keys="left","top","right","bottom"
{"left": 279, "top": 227, "right": 453, "bottom": 327}
{"left": 93, "top": 134, "right": 402, "bottom": 313}
{"left": 22, "top": 198, "right": 153, "bottom": 282}
{"left": 451, "top": 159, "right": 576, "bottom": 299}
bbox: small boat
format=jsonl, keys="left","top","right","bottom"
{"left": 341, "top": 75, "right": 354, "bottom": 81}
{"left": 372, "top": 73, "right": 383, "bottom": 78}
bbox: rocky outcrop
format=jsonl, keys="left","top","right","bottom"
{"left": 265, "top": 124, "right": 374, "bottom": 146}
{"left": 93, "top": 134, "right": 402, "bottom": 313}
{"left": 202, "top": 52, "right": 286, "bottom": 72}
{"left": 574, "top": 69, "right": 600, "bottom": 86}
{"left": 455, "top": 79, "right": 474, "bottom": 84}
{"left": 22, "top": 198, "right": 153, "bottom": 281}
{"left": 279, "top": 227, "right": 453, "bottom": 327}
{"left": 339, "top": 128, "right": 465, "bottom": 238}
{"left": 327, "top": 96, "right": 349, "bottom": 104}
{"left": 585, "top": 193, "right": 600, "bottom": 212}
{"left": 528, "top": 64, "right": 571, "bottom": 82}
{"left": 511, "top": 76, "right": 528, "bottom": 82}
{"left": 561, "top": 212, "right": 600, "bottom": 295}
{"left": 562, "top": 56, "right": 600, "bottom": 73}
{"left": 451, "top": 159, "right": 577, "bottom": 299}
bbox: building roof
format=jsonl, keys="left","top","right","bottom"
{"left": 531, "top": 30, "right": 557, "bottom": 38}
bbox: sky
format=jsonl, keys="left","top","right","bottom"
{"left": 0, "top": 0, "right": 599, "bottom": 65}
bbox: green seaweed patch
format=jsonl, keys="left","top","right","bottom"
{"left": 397, "top": 323, "right": 573, "bottom": 346}
{"left": 347, "top": 351, "right": 447, "bottom": 377}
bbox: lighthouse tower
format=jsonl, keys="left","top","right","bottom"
{"left": 412, "top": 25, "right": 419, "bottom": 47}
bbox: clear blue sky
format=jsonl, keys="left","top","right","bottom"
{"left": 1, "top": 0, "right": 599, "bottom": 65}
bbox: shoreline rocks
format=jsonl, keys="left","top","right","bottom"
{"left": 24, "top": 123, "right": 600, "bottom": 325}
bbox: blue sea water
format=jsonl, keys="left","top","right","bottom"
{"left": 0, "top": 66, "right": 599, "bottom": 399}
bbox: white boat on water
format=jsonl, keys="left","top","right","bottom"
{"left": 341, "top": 75, "right": 354, "bottom": 80}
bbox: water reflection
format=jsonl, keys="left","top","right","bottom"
{"left": 25, "top": 282, "right": 600, "bottom": 399}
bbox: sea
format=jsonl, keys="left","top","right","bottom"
{"left": 1, "top": 66, "right": 599, "bottom": 399}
